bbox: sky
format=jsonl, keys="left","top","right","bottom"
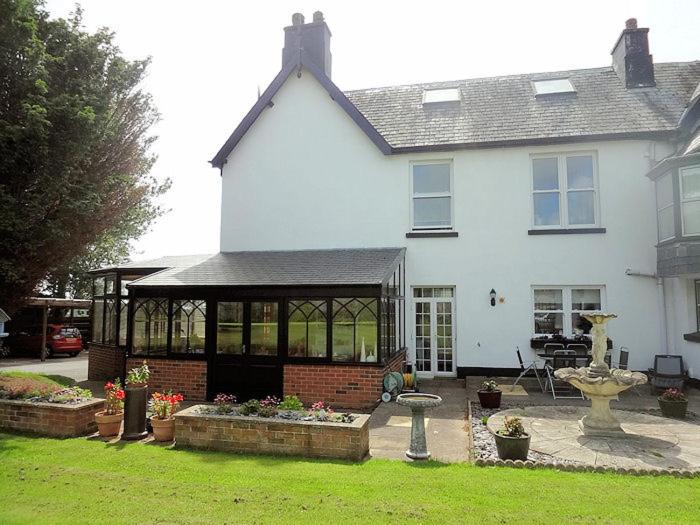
{"left": 44, "top": 0, "right": 700, "bottom": 263}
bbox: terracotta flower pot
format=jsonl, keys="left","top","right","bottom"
{"left": 477, "top": 390, "right": 502, "bottom": 409}
{"left": 150, "top": 417, "right": 175, "bottom": 442}
{"left": 95, "top": 410, "right": 123, "bottom": 437}
{"left": 658, "top": 397, "right": 688, "bottom": 419}
{"left": 494, "top": 432, "right": 531, "bottom": 461}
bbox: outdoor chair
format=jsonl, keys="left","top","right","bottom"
{"left": 614, "top": 347, "right": 642, "bottom": 397}
{"left": 541, "top": 342, "right": 565, "bottom": 368}
{"left": 513, "top": 346, "right": 544, "bottom": 392}
{"left": 566, "top": 343, "right": 589, "bottom": 367}
{"left": 648, "top": 354, "right": 688, "bottom": 392}
{"left": 545, "top": 349, "right": 585, "bottom": 400}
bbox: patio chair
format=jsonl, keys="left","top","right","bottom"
{"left": 541, "top": 342, "right": 565, "bottom": 368}
{"left": 566, "top": 343, "right": 589, "bottom": 367}
{"left": 648, "top": 355, "right": 688, "bottom": 393}
{"left": 614, "top": 347, "right": 642, "bottom": 397}
{"left": 545, "top": 350, "right": 585, "bottom": 400}
{"left": 513, "top": 346, "right": 544, "bottom": 392}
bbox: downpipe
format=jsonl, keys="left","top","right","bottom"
{"left": 625, "top": 268, "right": 669, "bottom": 355}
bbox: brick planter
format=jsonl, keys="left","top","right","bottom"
{"left": 0, "top": 398, "right": 105, "bottom": 437}
{"left": 174, "top": 406, "right": 370, "bottom": 461}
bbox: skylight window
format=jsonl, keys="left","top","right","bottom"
{"left": 423, "top": 88, "right": 461, "bottom": 104}
{"left": 532, "top": 78, "right": 576, "bottom": 96}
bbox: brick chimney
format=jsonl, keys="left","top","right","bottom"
{"left": 282, "top": 11, "right": 332, "bottom": 78}
{"left": 611, "top": 18, "right": 655, "bottom": 88}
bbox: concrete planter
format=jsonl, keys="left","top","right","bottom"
{"left": 494, "top": 432, "right": 531, "bottom": 461}
{"left": 477, "top": 390, "right": 502, "bottom": 409}
{"left": 0, "top": 398, "right": 105, "bottom": 437}
{"left": 174, "top": 406, "right": 370, "bottom": 461}
{"left": 658, "top": 398, "right": 688, "bottom": 419}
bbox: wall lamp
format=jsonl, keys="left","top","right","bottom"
{"left": 489, "top": 289, "right": 497, "bottom": 307}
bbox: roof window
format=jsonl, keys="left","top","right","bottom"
{"left": 423, "top": 88, "right": 461, "bottom": 104}
{"left": 532, "top": 78, "right": 576, "bottom": 96}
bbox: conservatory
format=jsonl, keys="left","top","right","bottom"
{"left": 88, "top": 248, "right": 406, "bottom": 408}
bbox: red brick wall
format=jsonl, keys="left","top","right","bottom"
{"left": 87, "top": 343, "right": 126, "bottom": 382}
{"left": 283, "top": 350, "right": 406, "bottom": 410}
{"left": 125, "top": 358, "right": 207, "bottom": 401}
{"left": 0, "top": 398, "right": 105, "bottom": 437}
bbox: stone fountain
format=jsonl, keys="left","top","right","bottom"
{"left": 554, "top": 313, "right": 647, "bottom": 436}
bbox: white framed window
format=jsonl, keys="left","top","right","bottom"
{"left": 680, "top": 165, "right": 700, "bottom": 236}
{"left": 531, "top": 152, "right": 599, "bottom": 228}
{"left": 533, "top": 286, "right": 604, "bottom": 336}
{"left": 655, "top": 171, "right": 675, "bottom": 242}
{"left": 411, "top": 161, "right": 453, "bottom": 230}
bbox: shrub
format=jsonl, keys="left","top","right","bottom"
{"left": 499, "top": 416, "right": 526, "bottom": 438}
{"left": 480, "top": 380, "right": 500, "bottom": 392}
{"left": 0, "top": 376, "right": 60, "bottom": 399}
{"left": 239, "top": 399, "right": 261, "bottom": 416}
{"left": 661, "top": 388, "right": 687, "bottom": 402}
{"left": 278, "top": 395, "right": 304, "bottom": 411}
{"left": 258, "top": 405, "right": 278, "bottom": 418}
{"left": 126, "top": 361, "right": 150, "bottom": 385}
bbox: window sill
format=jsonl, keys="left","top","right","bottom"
{"left": 683, "top": 332, "right": 700, "bottom": 343}
{"left": 406, "top": 231, "right": 459, "bottom": 238}
{"left": 528, "top": 228, "right": 606, "bottom": 236}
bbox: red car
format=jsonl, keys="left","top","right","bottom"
{"left": 6, "top": 324, "right": 82, "bottom": 358}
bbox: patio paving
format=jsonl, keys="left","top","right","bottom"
{"left": 487, "top": 405, "right": 700, "bottom": 471}
{"left": 369, "top": 379, "right": 469, "bottom": 462}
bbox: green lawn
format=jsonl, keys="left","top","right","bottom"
{"left": 0, "top": 433, "right": 698, "bottom": 524}
{"left": 0, "top": 371, "right": 75, "bottom": 387}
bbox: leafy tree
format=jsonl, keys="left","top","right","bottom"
{"left": 0, "top": 0, "right": 168, "bottom": 313}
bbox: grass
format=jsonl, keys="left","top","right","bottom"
{"left": 0, "top": 371, "right": 75, "bottom": 387}
{"left": 0, "top": 433, "right": 698, "bottom": 524}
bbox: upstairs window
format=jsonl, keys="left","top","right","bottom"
{"left": 423, "top": 88, "right": 460, "bottom": 104}
{"left": 532, "top": 153, "right": 598, "bottom": 228}
{"left": 656, "top": 172, "right": 675, "bottom": 242}
{"left": 680, "top": 165, "right": 700, "bottom": 236}
{"left": 533, "top": 78, "right": 576, "bottom": 96}
{"left": 411, "top": 162, "right": 453, "bottom": 230}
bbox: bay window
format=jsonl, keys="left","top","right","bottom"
{"left": 680, "top": 165, "right": 700, "bottom": 235}
{"left": 533, "top": 286, "right": 603, "bottom": 336}
{"left": 655, "top": 172, "right": 675, "bottom": 242}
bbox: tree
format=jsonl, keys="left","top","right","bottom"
{"left": 0, "top": 0, "right": 168, "bottom": 313}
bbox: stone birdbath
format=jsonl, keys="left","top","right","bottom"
{"left": 555, "top": 313, "right": 648, "bottom": 436}
{"left": 396, "top": 393, "right": 443, "bottom": 460}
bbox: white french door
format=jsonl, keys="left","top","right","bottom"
{"left": 413, "top": 287, "right": 455, "bottom": 377}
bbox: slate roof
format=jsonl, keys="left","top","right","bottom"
{"left": 127, "top": 248, "right": 405, "bottom": 288}
{"left": 91, "top": 254, "right": 213, "bottom": 273}
{"left": 344, "top": 61, "right": 700, "bottom": 151}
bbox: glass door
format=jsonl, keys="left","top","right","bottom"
{"left": 413, "top": 287, "right": 455, "bottom": 377}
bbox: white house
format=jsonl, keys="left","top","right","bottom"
{"left": 88, "top": 14, "right": 700, "bottom": 407}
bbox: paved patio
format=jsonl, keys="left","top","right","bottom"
{"left": 369, "top": 379, "right": 469, "bottom": 462}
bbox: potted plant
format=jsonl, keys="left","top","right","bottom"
{"left": 148, "top": 391, "right": 184, "bottom": 441}
{"left": 477, "top": 380, "right": 502, "bottom": 409}
{"left": 493, "top": 416, "right": 530, "bottom": 461}
{"left": 123, "top": 361, "right": 151, "bottom": 440}
{"left": 658, "top": 388, "right": 688, "bottom": 419}
{"left": 95, "top": 379, "right": 125, "bottom": 437}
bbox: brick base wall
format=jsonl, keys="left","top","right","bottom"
{"left": 283, "top": 350, "right": 406, "bottom": 410}
{"left": 126, "top": 358, "right": 207, "bottom": 401}
{"left": 175, "top": 406, "right": 369, "bottom": 461}
{"left": 0, "top": 398, "right": 105, "bottom": 437}
{"left": 87, "top": 343, "right": 126, "bottom": 382}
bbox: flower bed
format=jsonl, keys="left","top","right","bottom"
{"left": 0, "top": 397, "right": 105, "bottom": 437}
{"left": 175, "top": 406, "right": 370, "bottom": 461}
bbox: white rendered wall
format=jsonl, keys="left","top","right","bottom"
{"left": 220, "top": 69, "right": 665, "bottom": 373}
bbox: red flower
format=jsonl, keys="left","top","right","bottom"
{"left": 104, "top": 382, "right": 114, "bottom": 390}
{"left": 115, "top": 390, "right": 125, "bottom": 400}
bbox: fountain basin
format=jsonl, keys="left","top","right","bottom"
{"left": 555, "top": 367, "right": 647, "bottom": 436}
{"left": 396, "top": 393, "right": 443, "bottom": 409}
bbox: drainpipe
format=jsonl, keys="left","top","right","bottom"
{"left": 625, "top": 269, "right": 669, "bottom": 355}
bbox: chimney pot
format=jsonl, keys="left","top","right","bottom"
{"left": 625, "top": 18, "right": 638, "bottom": 30}
{"left": 282, "top": 12, "right": 332, "bottom": 78}
{"left": 292, "top": 13, "right": 304, "bottom": 26}
{"left": 313, "top": 11, "right": 324, "bottom": 23}
{"left": 611, "top": 18, "right": 654, "bottom": 88}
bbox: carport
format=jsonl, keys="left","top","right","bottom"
{"left": 24, "top": 297, "right": 92, "bottom": 361}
